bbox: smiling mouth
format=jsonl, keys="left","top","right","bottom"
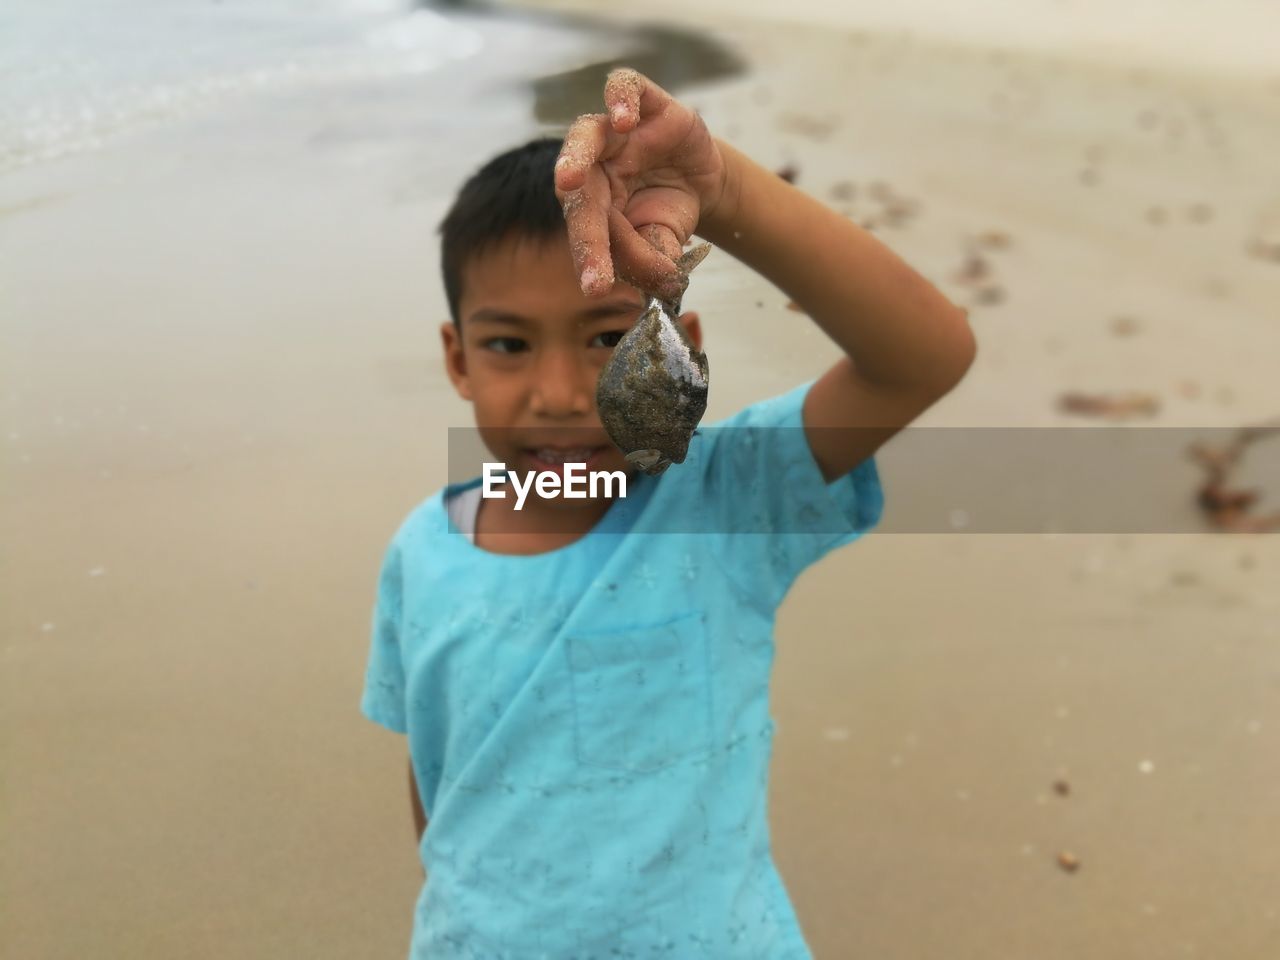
{"left": 522, "top": 446, "right": 610, "bottom": 471}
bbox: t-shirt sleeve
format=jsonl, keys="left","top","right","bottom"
{"left": 704, "top": 379, "right": 885, "bottom": 609}
{"left": 360, "top": 534, "right": 409, "bottom": 734}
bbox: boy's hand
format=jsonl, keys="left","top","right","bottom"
{"left": 554, "top": 68, "right": 729, "bottom": 303}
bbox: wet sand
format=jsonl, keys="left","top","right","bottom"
{"left": 4, "top": 2, "right": 1280, "bottom": 958}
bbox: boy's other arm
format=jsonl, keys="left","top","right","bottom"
{"left": 409, "top": 757, "right": 427, "bottom": 847}
{"left": 698, "top": 140, "right": 976, "bottom": 481}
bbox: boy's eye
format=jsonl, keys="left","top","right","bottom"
{"left": 590, "top": 330, "right": 628, "bottom": 349}
{"left": 483, "top": 336, "right": 528, "bottom": 354}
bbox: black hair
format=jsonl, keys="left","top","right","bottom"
{"left": 438, "top": 136, "right": 567, "bottom": 326}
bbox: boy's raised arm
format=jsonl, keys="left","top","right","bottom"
{"left": 701, "top": 139, "right": 976, "bottom": 479}
{"left": 556, "top": 68, "right": 976, "bottom": 481}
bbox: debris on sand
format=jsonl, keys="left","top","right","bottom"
{"left": 1188, "top": 421, "right": 1280, "bottom": 532}
{"left": 1052, "top": 779, "right": 1071, "bottom": 797}
{"left": 1057, "top": 392, "right": 1161, "bottom": 420}
{"left": 974, "top": 229, "right": 1013, "bottom": 250}
{"left": 1246, "top": 206, "right": 1280, "bottom": 262}
{"left": 1110, "top": 315, "right": 1142, "bottom": 337}
{"left": 973, "top": 284, "right": 1006, "bottom": 305}
{"left": 952, "top": 232, "right": 1012, "bottom": 307}
{"left": 834, "top": 179, "right": 923, "bottom": 232}
{"left": 868, "top": 182, "right": 919, "bottom": 227}
{"left": 829, "top": 180, "right": 856, "bottom": 202}
{"left": 1247, "top": 237, "right": 1280, "bottom": 263}
{"left": 1057, "top": 851, "right": 1081, "bottom": 873}
{"left": 953, "top": 252, "right": 991, "bottom": 285}
{"left": 777, "top": 112, "right": 839, "bottom": 140}
{"left": 882, "top": 198, "right": 920, "bottom": 227}
{"left": 775, "top": 164, "right": 800, "bottom": 184}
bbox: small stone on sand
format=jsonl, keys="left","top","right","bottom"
{"left": 973, "top": 284, "right": 1005, "bottom": 305}
{"left": 1057, "top": 391, "right": 1160, "bottom": 420}
{"left": 829, "top": 180, "right": 856, "bottom": 202}
{"left": 975, "top": 229, "right": 1012, "bottom": 250}
{"left": 1247, "top": 238, "right": 1280, "bottom": 263}
{"left": 954, "top": 253, "right": 991, "bottom": 285}
{"left": 868, "top": 181, "right": 893, "bottom": 203}
{"left": 1110, "top": 315, "right": 1141, "bottom": 337}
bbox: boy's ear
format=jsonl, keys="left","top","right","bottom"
{"left": 439, "top": 321, "right": 472, "bottom": 400}
{"left": 677, "top": 310, "right": 702, "bottom": 351}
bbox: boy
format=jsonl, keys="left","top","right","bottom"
{"left": 362, "top": 69, "right": 975, "bottom": 958}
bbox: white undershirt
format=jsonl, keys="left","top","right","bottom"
{"left": 445, "top": 485, "right": 483, "bottom": 542}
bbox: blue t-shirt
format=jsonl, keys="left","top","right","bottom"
{"left": 362, "top": 381, "right": 884, "bottom": 959}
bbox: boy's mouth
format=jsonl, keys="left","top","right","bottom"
{"left": 520, "top": 445, "right": 611, "bottom": 475}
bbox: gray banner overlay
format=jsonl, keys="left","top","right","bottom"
{"left": 447, "top": 427, "right": 1280, "bottom": 534}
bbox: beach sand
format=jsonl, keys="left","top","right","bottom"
{"left": 3, "top": 1, "right": 1279, "bottom": 957}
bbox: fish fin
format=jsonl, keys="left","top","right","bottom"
{"left": 626, "top": 449, "right": 670, "bottom": 474}
{"left": 676, "top": 242, "right": 712, "bottom": 277}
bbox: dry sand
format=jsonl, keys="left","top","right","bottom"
{"left": 4, "top": 2, "right": 1280, "bottom": 958}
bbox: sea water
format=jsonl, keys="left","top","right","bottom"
{"left": 0, "top": 0, "right": 488, "bottom": 173}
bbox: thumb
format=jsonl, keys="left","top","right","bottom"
{"left": 638, "top": 223, "right": 682, "bottom": 263}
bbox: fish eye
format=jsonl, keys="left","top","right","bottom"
{"left": 590, "top": 330, "right": 627, "bottom": 349}
{"left": 483, "top": 336, "right": 528, "bottom": 354}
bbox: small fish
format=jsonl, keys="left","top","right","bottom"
{"left": 596, "top": 243, "right": 712, "bottom": 475}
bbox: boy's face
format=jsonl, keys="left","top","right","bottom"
{"left": 441, "top": 233, "right": 702, "bottom": 491}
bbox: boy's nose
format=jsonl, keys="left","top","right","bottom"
{"left": 528, "top": 348, "right": 593, "bottom": 419}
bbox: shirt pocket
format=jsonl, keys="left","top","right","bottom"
{"left": 565, "top": 611, "right": 714, "bottom": 775}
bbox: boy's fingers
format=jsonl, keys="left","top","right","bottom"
{"left": 561, "top": 168, "right": 614, "bottom": 296}
{"left": 555, "top": 113, "right": 609, "bottom": 192}
{"left": 604, "top": 67, "right": 671, "bottom": 132}
{"left": 638, "top": 223, "right": 683, "bottom": 264}
{"left": 603, "top": 68, "right": 643, "bottom": 132}
{"left": 610, "top": 212, "right": 682, "bottom": 301}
